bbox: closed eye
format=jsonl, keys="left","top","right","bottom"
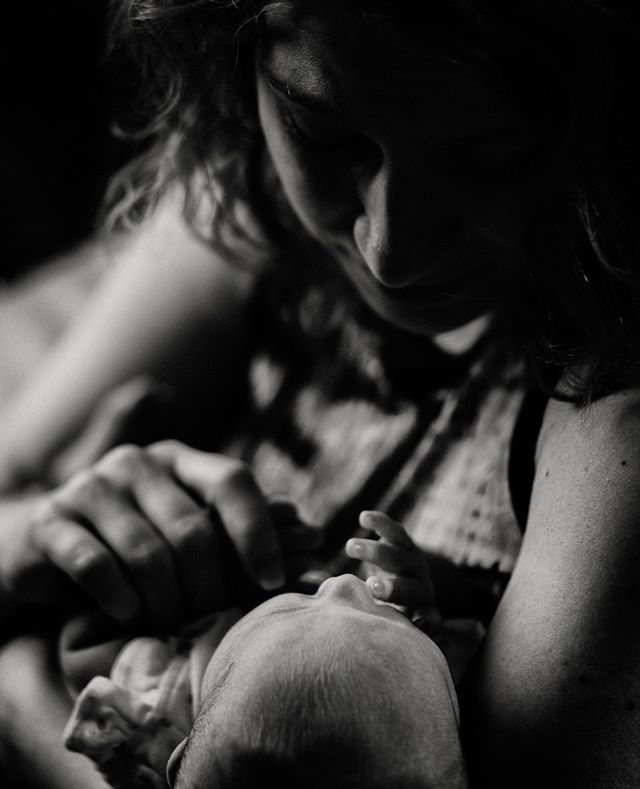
{"left": 275, "top": 99, "right": 362, "bottom": 148}
{"left": 260, "top": 68, "right": 361, "bottom": 149}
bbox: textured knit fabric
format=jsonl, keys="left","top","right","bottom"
{"left": 225, "top": 304, "right": 528, "bottom": 623}
{"left": 63, "top": 298, "right": 534, "bottom": 787}
{"left": 63, "top": 610, "right": 242, "bottom": 789}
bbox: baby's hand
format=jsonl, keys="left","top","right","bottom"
{"left": 346, "top": 510, "right": 442, "bottom": 635}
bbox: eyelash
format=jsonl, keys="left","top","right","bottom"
{"left": 272, "top": 88, "right": 549, "bottom": 180}
{"left": 275, "top": 98, "right": 361, "bottom": 152}
{"left": 276, "top": 100, "right": 316, "bottom": 148}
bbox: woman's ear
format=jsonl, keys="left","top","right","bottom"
{"left": 166, "top": 738, "right": 188, "bottom": 787}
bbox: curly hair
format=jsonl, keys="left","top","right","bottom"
{"left": 105, "top": 0, "right": 640, "bottom": 401}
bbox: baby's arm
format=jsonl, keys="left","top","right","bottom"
{"left": 346, "top": 510, "right": 442, "bottom": 635}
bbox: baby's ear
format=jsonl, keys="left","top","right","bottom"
{"left": 166, "top": 738, "right": 188, "bottom": 787}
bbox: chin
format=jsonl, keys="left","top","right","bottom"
{"left": 364, "top": 289, "right": 489, "bottom": 337}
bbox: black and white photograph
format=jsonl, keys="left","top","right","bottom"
{"left": 1, "top": 2, "right": 640, "bottom": 786}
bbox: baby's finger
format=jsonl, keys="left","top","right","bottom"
{"left": 367, "top": 574, "right": 434, "bottom": 608}
{"left": 347, "top": 538, "right": 428, "bottom": 579}
{"left": 359, "top": 510, "right": 415, "bottom": 549}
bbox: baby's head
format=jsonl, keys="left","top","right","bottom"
{"left": 168, "top": 574, "right": 466, "bottom": 789}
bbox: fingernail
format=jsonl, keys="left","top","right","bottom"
{"left": 349, "top": 540, "right": 364, "bottom": 556}
{"left": 370, "top": 577, "right": 386, "bottom": 596}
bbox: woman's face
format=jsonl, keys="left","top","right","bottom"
{"left": 256, "top": 5, "right": 562, "bottom": 336}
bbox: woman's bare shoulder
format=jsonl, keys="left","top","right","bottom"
{"left": 464, "top": 384, "right": 640, "bottom": 785}
{"left": 536, "top": 383, "right": 640, "bottom": 489}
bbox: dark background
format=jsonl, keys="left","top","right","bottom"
{"left": 1, "top": 1, "right": 130, "bottom": 283}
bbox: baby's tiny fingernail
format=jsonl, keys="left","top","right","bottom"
{"left": 348, "top": 539, "right": 364, "bottom": 556}
{"left": 368, "top": 576, "right": 388, "bottom": 597}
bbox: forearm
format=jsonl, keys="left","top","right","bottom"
{"left": 460, "top": 390, "right": 640, "bottom": 787}
{"left": 0, "top": 194, "right": 259, "bottom": 489}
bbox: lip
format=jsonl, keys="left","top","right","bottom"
{"left": 335, "top": 245, "right": 485, "bottom": 302}
{"left": 372, "top": 269, "right": 494, "bottom": 307}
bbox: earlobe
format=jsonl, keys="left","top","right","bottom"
{"left": 166, "top": 738, "right": 188, "bottom": 787}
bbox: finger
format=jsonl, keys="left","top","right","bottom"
{"left": 346, "top": 538, "right": 427, "bottom": 579}
{"left": 366, "top": 574, "right": 433, "bottom": 608}
{"left": 149, "top": 443, "right": 285, "bottom": 590}
{"left": 358, "top": 510, "right": 416, "bottom": 549}
{"left": 56, "top": 469, "right": 184, "bottom": 631}
{"left": 33, "top": 518, "right": 139, "bottom": 622}
{"left": 120, "top": 457, "right": 222, "bottom": 618}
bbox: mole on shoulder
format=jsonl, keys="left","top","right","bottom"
{"left": 621, "top": 459, "right": 628, "bottom": 467}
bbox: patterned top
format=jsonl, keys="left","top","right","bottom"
{"left": 224, "top": 301, "right": 532, "bottom": 624}
{"left": 61, "top": 299, "right": 538, "bottom": 786}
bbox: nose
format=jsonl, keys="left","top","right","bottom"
{"left": 352, "top": 157, "right": 459, "bottom": 288}
{"left": 315, "top": 574, "right": 373, "bottom": 610}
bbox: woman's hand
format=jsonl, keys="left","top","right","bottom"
{"left": 0, "top": 441, "right": 288, "bottom": 633}
{"left": 346, "top": 510, "right": 442, "bottom": 635}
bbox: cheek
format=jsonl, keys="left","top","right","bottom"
{"left": 258, "top": 90, "right": 354, "bottom": 238}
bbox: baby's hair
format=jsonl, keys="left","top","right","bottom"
{"left": 106, "top": 0, "right": 640, "bottom": 401}
{"left": 174, "top": 629, "right": 458, "bottom": 789}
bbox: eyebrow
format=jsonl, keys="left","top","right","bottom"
{"left": 259, "top": 65, "right": 349, "bottom": 119}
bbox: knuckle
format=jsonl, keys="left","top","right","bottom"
{"left": 99, "top": 443, "right": 145, "bottom": 474}
{"left": 31, "top": 495, "right": 60, "bottom": 524}
{"left": 125, "top": 538, "right": 168, "bottom": 573}
{"left": 169, "top": 512, "right": 209, "bottom": 550}
{"left": 148, "top": 439, "right": 184, "bottom": 456}
{"left": 200, "top": 460, "right": 254, "bottom": 504}
{"left": 67, "top": 545, "right": 110, "bottom": 579}
{"left": 58, "top": 469, "right": 111, "bottom": 505}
